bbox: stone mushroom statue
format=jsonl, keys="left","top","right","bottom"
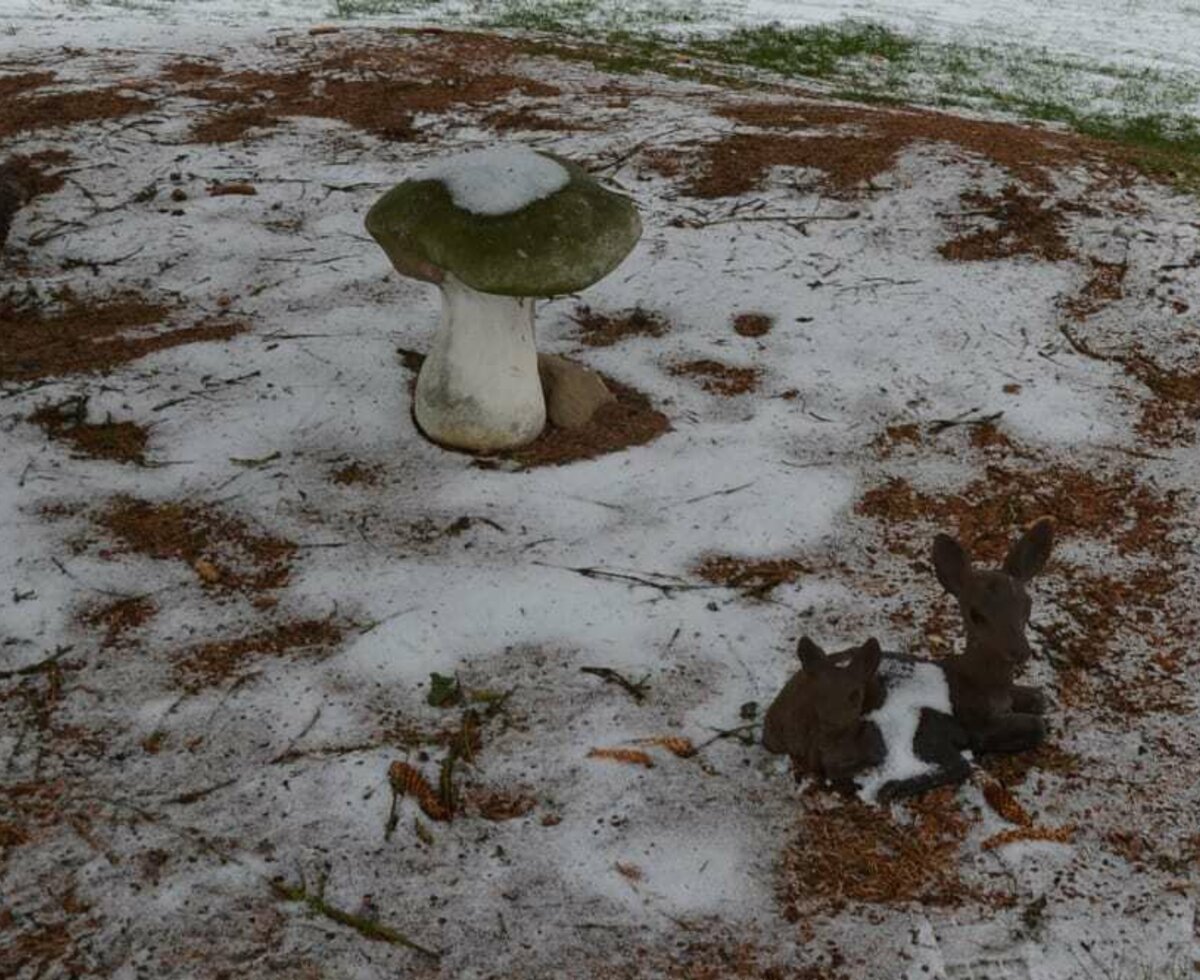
{"left": 365, "top": 146, "right": 642, "bottom": 451}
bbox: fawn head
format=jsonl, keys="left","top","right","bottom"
{"left": 932, "top": 517, "right": 1054, "bottom": 669}
{"left": 796, "top": 635, "right": 883, "bottom": 733}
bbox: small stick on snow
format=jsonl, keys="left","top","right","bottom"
{"left": 580, "top": 666, "right": 650, "bottom": 703}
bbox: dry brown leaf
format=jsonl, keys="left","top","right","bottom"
{"left": 979, "top": 776, "right": 1033, "bottom": 827}
{"left": 388, "top": 760, "right": 451, "bottom": 821}
{"left": 634, "top": 735, "right": 697, "bottom": 758}
{"left": 471, "top": 789, "right": 536, "bottom": 822}
{"left": 193, "top": 557, "right": 221, "bottom": 584}
{"left": 614, "top": 861, "right": 643, "bottom": 882}
{"left": 587, "top": 747, "right": 655, "bottom": 768}
{"left": 981, "top": 825, "right": 1075, "bottom": 850}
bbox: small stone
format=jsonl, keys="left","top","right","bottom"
{"left": 537, "top": 354, "right": 615, "bottom": 430}
{"left": 193, "top": 558, "right": 221, "bottom": 584}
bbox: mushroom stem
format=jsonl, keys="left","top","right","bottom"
{"left": 414, "top": 273, "right": 546, "bottom": 451}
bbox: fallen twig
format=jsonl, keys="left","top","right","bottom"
{"left": 0, "top": 645, "right": 74, "bottom": 680}
{"left": 166, "top": 777, "right": 238, "bottom": 805}
{"left": 694, "top": 722, "right": 758, "bottom": 751}
{"left": 580, "top": 666, "right": 650, "bottom": 703}
{"left": 270, "top": 879, "right": 440, "bottom": 957}
{"left": 535, "top": 561, "right": 709, "bottom": 596}
{"left": 927, "top": 409, "right": 1003, "bottom": 433}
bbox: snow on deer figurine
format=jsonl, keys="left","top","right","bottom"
{"left": 932, "top": 516, "right": 1055, "bottom": 754}
{"left": 762, "top": 636, "right": 886, "bottom": 787}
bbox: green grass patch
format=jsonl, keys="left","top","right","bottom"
{"left": 689, "top": 21, "right": 915, "bottom": 80}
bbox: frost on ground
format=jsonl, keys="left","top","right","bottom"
{"left": 2, "top": 20, "right": 1200, "bottom": 980}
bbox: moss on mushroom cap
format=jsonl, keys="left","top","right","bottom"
{"left": 365, "top": 153, "right": 641, "bottom": 297}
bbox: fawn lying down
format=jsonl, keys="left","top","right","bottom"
{"left": 762, "top": 518, "right": 1055, "bottom": 797}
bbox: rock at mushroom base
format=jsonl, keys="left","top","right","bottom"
{"left": 538, "top": 354, "right": 615, "bottom": 430}
{"left": 365, "top": 147, "right": 641, "bottom": 452}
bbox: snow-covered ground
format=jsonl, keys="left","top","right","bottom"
{"left": 4, "top": 0, "right": 1200, "bottom": 76}
{"left": 8, "top": 0, "right": 1200, "bottom": 152}
{"left": 2, "top": 12, "right": 1200, "bottom": 980}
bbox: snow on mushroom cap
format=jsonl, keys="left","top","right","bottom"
{"left": 424, "top": 147, "right": 570, "bottom": 217}
{"left": 855, "top": 660, "right": 952, "bottom": 804}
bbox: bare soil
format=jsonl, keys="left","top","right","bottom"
{"left": 939, "top": 185, "right": 1074, "bottom": 262}
{"left": 570, "top": 305, "right": 671, "bottom": 347}
{"left": 780, "top": 789, "right": 983, "bottom": 914}
{"left": 173, "top": 34, "right": 560, "bottom": 144}
{"left": 670, "top": 358, "right": 762, "bottom": 395}
{"left": 176, "top": 618, "right": 344, "bottom": 690}
{"left": 0, "top": 288, "right": 245, "bottom": 382}
{"left": 491, "top": 376, "right": 671, "bottom": 468}
{"left": 732, "top": 312, "right": 774, "bottom": 338}
{"left": 96, "top": 496, "right": 297, "bottom": 593}
{"left": 28, "top": 398, "right": 149, "bottom": 464}
{"left": 656, "top": 97, "right": 1139, "bottom": 199}
{"left": 0, "top": 88, "right": 148, "bottom": 141}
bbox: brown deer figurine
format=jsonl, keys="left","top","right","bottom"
{"left": 762, "top": 636, "right": 885, "bottom": 786}
{"left": 932, "top": 516, "right": 1055, "bottom": 754}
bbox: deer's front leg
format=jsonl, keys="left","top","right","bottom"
{"left": 970, "top": 712, "right": 1046, "bottom": 755}
{"left": 1010, "top": 683, "right": 1048, "bottom": 715}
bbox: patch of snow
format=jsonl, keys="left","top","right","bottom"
{"left": 856, "top": 660, "right": 951, "bottom": 803}
{"left": 423, "top": 147, "right": 570, "bottom": 217}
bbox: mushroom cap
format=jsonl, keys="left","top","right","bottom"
{"left": 365, "top": 148, "right": 642, "bottom": 297}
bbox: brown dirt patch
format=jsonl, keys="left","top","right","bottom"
{"left": 485, "top": 106, "right": 590, "bottom": 133}
{"left": 968, "top": 421, "right": 1019, "bottom": 454}
{"left": 0, "top": 916, "right": 76, "bottom": 979}
{"left": 979, "top": 742, "right": 1082, "bottom": 787}
{"left": 28, "top": 397, "right": 149, "bottom": 464}
{"left": 0, "top": 88, "right": 148, "bottom": 140}
{"left": 670, "top": 358, "right": 762, "bottom": 396}
{"left": 676, "top": 131, "right": 895, "bottom": 198}
{"left": 0, "top": 71, "right": 56, "bottom": 100}
{"left": 493, "top": 376, "right": 671, "bottom": 469}
{"left": 190, "top": 106, "right": 281, "bottom": 144}
{"left": 1063, "top": 258, "right": 1128, "bottom": 321}
{"left": 330, "top": 460, "right": 383, "bottom": 486}
{"left": 570, "top": 304, "right": 670, "bottom": 347}
{"left": 2, "top": 150, "right": 72, "bottom": 201}
{"left": 663, "top": 97, "right": 1136, "bottom": 200}
{"left": 780, "top": 789, "right": 982, "bottom": 914}
{"left": 1059, "top": 319, "right": 1200, "bottom": 446}
{"left": 181, "top": 35, "right": 559, "bottom": 144}
{"left": 872, "top": 422, "right": 923, "bottom": 457}
{"left": 732, "top": 312, "right": 774, "bottom": 338}
{"left": 159, "top": 58, "right": 224, "bottom": 84}
{"left": 466, "top": 788, "right": 538, "bottom": 821}
{"left": 939, "top": 186, "right": 1073, "bottom": 263}
{"left": 1133, "top": 362, "right": 1200, "bottom": 445}
{"left": 695, "top": 555, "right": 809, "bottom": 597}
{"left": 96, "top": 496, "right": 297, "bottom": 593}
{"left": 855, "top": 463, "right": 1175, "bottom": 564}
{"left": 0, "top": 288, "right": 246, "bottom": 382}
{"left": 81, "top": 595, "right": 157, "bottom": 648}
{"left": 176, "top": 618, "right": 343, "bottom": 689}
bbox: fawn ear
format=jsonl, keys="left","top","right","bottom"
{"left": 857, "top": 638, "right": 883, "bottom": 677}
{"left": 797, "top": 636, "right": 826, "bottom": 672}
{"left": 1004, "top": 516, "right": 1055, "bottom": 582}
{"left": 932, "top": 533, "right": 970, "bottom": 596}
